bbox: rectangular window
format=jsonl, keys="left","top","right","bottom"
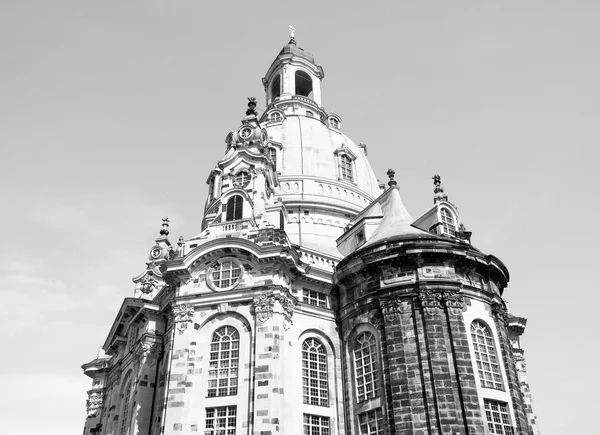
{"left": 205, "top": 406, "right": 236, "bottom": 435}
{"left": 358, "top": 408, "right": 384, "bottom": 435}
{"left": 340, "top": 155, "right": 353, "bottom": 181}
{"left": 303, "top": 414, "right": 330, "bottom": 435}
{"left": 484, "top": 400, "right": 515, "bottom": 435}
{"left": 303, "top": 289, "right": 327, "bottom": 308}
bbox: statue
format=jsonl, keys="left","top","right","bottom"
{"left": 246, "top": 97, "right": 258, "bottom": 116}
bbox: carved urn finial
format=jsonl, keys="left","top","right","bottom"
{"left": 288, "top": 25, "right": 296, "bottom": 45}
{"left": 178, "top": 235, "right": 184, "bottom": 246}
{"left": 387, "top": 169, "right": 397, "bottom": 187}
{"left": 246, "top": 97, "right": 258, "bottom": 116}
{"left": 160, "top": 217, "right": 170, "bottom": 236}
{"left": 432, "top": 174, "right": 448, "bottom": 203}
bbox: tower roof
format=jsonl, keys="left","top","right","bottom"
{"left": 358, "top": 186, "right": 433, "bottom": 251}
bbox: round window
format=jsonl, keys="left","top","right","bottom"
{"left": 209, "top": 260, "right": 242, "bottom": 290}
{"left": 234, "top": 171, "right": 251, "bottom": 188}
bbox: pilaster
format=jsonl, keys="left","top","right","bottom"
{"left": 251, "top": 291, "right": 296, "bottom": 435}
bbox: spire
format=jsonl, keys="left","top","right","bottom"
{"left": 288, "top": 25, "right": 296, "bottom": 45}
{"left": 387, "top": 169, "right": 397, "bottom": 187}
{"left": 433, "top": 174, "right": 448, "bottom": 203}
{"left": 160, "top": 217, "right": 170, "bottom": 236}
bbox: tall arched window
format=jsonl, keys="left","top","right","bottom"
{"left": 271, "top": 75, "right": 281, "bottom": 101}
{"left": 471, "top": 320, "right": 504, "bottom": 390}
{"left": 225, "top": 195, "right": 243, "bottom": 221}
{"left": 119, "top": 381, "right": 132, "bottom": 435}
{"left": 354, "top": 332, "right": 379, "bottom": 402}
{"left": 302, "top": 338, "right": 328, "bottom": 406}
{"left": 441, "top": 208, "right": 456, "bottom": 235}
{"left": 295, "top": 70, "right": 313, "bottom": 98}
{"left": 208, "top": 326, "right": 239, "bottom": 397}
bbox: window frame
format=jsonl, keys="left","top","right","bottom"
{"left": 358, "top": 408, "right": 384, "bottom": 435}
{"left": 205, "top": 405, "right": 237, "bottom": 435}
{"left": 470, "top": 320, "right": 505, "bottom": 391}
{"left": 233, "top": 171, "right": 251, "bottom": 189}
{"left": 333, "top": 146, "right": 357, "bottom": 184}
{"left": 302, "top": 337, "right": 329, "bottom": 407}
{"left": 484, "top": 399, "right": 515, "bottom": 435}
{"left": 302, "top": 289, "right": 327, "bottom": 308}
{"left": 440, "top": 207, "right": 457, "bottom": 236}
{"left": 225, "top": 195, "right": 244, "bottom": 222}
{"left": 207, "top": 259, "right": 243, "bottom": 291}
{"left": 207, "top": 326, "right": 240, "bottom": 398}
{"left": 119, "top": 379, "right": 132, "bottom": 435}
{"left": 303, "top": 413, "right": 330, "bottom": 435}
{"left": 353, "top": 331, "right": 380, "bottom": 403}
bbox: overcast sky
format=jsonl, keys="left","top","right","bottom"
{"left": 1, "top": 1, "right": 598, "bottom": 434}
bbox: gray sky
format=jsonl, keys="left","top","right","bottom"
{"left": 1, "top": 1, "right": 597, "bottom": 433}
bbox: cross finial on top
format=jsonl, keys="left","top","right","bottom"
{"left": 288, "top": 25, "right": 296, "bottom": 45}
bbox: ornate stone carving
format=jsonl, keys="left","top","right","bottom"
{"left": 417, "top": 289, "right": 443, "bottom": 316}
{"left": 442, "top": 289, "right": 465, "bottom": 316}
{"left": 172, "top": 303, "right": 195, "bottom": 331}
{"left": 379, "top": 296, "right": 412, "bottom": 322}
{"left": 138, "top": 274, "right": 158, "bottom": 294}
{"left": 86, "top": 391, "right": 104, "bottom": 418}
{"left": 491, "top": 302, "right": 509, "bottom": 326}
{"left": 134, "top": 341, "right": 161, "bottom": 367}
{"left": 107, "top": 366, "right": 121, "bottom": 388}
{"left": 253, "top": 293, "right": 297, "bottom": 326}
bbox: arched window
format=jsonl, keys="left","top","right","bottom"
{"left": 295, "top": 70, "right": 313, "bottom": 98}
{"left": 208, "top": 326, "right": 239, "bottom": 397}
{"left": 329, "top": 117, "right": 339, "bottom": 129}
{"left": 354, "top": 332, "right": 379, "bottom": 402}
{"left": 270, "top": 112, "right": 282, "bottom": 122}
{"left": 267, "top": 148, "right": 277, "bottom": 170}
{"left": 302, "top": 338, "right": 328, "bottom": 406}
{"left": 441, "top": 208, "right": 456, "bottom": 236}
{"left": 471, "top": 320, "right": 504, "bottom": 390}
{"left": 225, "top": 195, "right": 243, "bottom": 221}
{"left": 271, "top": 75, "right": 281, "bottom": 101}
{"left": 119, "top": 381, "right": 132, "bottom": 435}
{"left": 340, "top": 154, "right": 353, "bottom": 182}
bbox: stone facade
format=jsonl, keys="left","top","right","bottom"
{"left": 82, "top": 34, "right": 538, "bottom": 435}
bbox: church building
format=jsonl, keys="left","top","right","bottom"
{"left": 82, "top": 31, "right": 539, "bottom": 435}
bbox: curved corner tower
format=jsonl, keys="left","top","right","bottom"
{"left": 81, "top": 33, "right": 538, "bottom": 435}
